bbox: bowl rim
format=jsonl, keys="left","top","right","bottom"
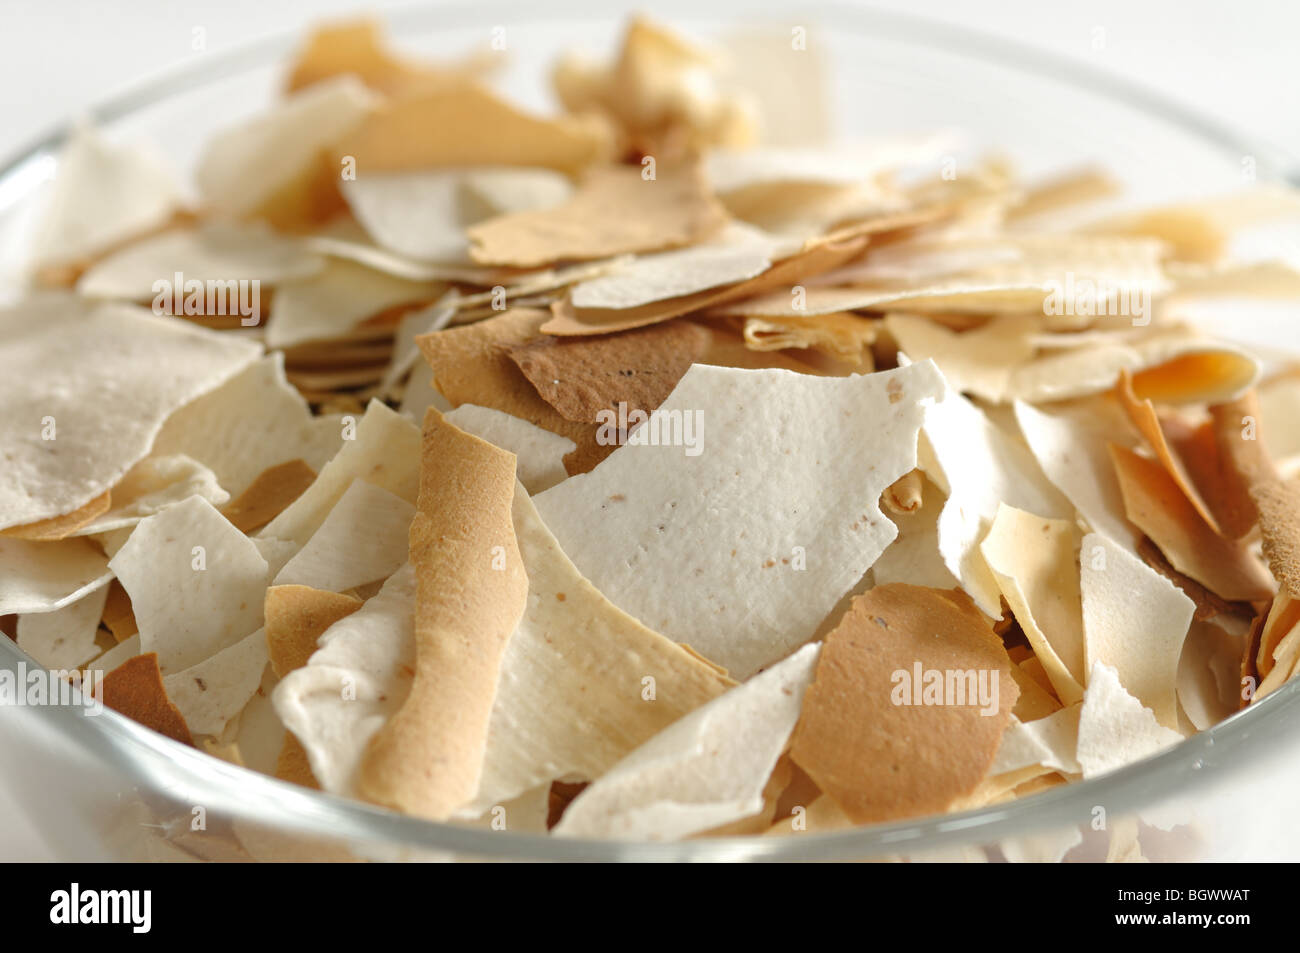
{"left": 6, "top": 633, "right": 1298, "bottom": 861}
{"left": 1, "top": 0, "right": 1297, "bottom": 861}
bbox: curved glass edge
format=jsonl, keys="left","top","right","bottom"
{"left": 1, "top": 0, "right": 1298, "bottom": 861}
{"left": 4, "top": 628, "right": 1299, "bottom": 861}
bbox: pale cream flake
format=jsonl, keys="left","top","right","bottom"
{"left": 534, "top": 360, "right": 945, "bottom": 678}
{"left": 226, "top": 668, "right": 286, "bottom": 777}
{"left": 379, "top": 294, "right": 458, "bottom": 401}
{"left": 459, "top": 783, "right": 553, "bottom": 834}
{"left": 442, "top": 405, "right": 575, "bottom": 494}
{"left": 272, "top": 564, "right": 417, "bottom": 796}
{"left": 462, "top": 168, "right": 574, "bottom": 216}
{"left": 108, "top": 496, "right": 269, "bottom": 675}
{"left": 0, "top": 296, "right": 260, "bottom": 530}
{"left": 264, "top": 258, "right": 438, "bottom": 349}
{"left": 705, "top": 137, "right": 954, "bottom": 193}
{"left": 152, "top": 353, "right": 342, "bottom": 499}
{"left": 1080, "top": 533, "right": 1194, "bottom": 730}
{"left": 1013, "top": 398, "right": 1138, "bottom": 548}
{"left": 884, "top": 313, "right": 1037, "bottom": 403}
{"left": 195, "top": 75, "right": 376, "bottom": 218}
{"left": 458, "top": 486, "right": 732, "bottom": 816}
{"left": 163, "top": 628, "right": 270, "bottom": 737}
{"left": 1257, "top": 373, "right": 1300, "bottom": 471}
{"left": 553, "top": 642, "right": 821, "bottom": 840}
{"left": 273, "top": 479, "right": 414, "bottom": 592}
{"left": 29, "top": 124, "right": 181, "bottom": 268}
{"left": 306, "top": 226, "right": 510, "bottom": 283}
{"left": 342, "top": 167, "right": 572, "bottom": 263}
{"left": 342, "top": 169, "right": 479, "bottom": 263}
{"left": 990, "top": 706, "right": 1082, "bottom": 777}
{"left": 1077, "top": 662, "right": 1183, "bottom": 778}
{"left": 1177, "top": 621, "right": 1245, "bottom": 730}
{"left": 0, "top": 538, "right": 111, "bottom": 615}
{"left": 920, "top": 384, "right": 1071, "bottom": 618}
{"left": 16, "top": 585, "right": 110, "bottom": 670}
{"left": 871, "top": 473, "right": 959, "bottom": 591}
{"left": 92, "top": 634, "right": 141, "bottom": 675}
{"left": 78, "top": 222, "right": 323, "bottom": 302}
{"left": 568, "top": 224, "right": 781, "bottom": 310}
{"left": 70, "top": 455, "right": 228, "bottom": 536}
{"left": 259, "top": 400, "right": 420, "bottom": 549}
{"left": 980, "top": 504, "right": 1086, "bottom": 704}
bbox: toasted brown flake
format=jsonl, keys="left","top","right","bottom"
{"left": 275, "top": 732, "right": 321, "bottom": 789}
{"left": 1009, "top": 666, "right": 1062, "bottom": 722}
{"left": 282, "top": 339, "right": 396, "bottom": 369}
{"left": 763, "top": 762, "right": 819, "bottom": 829}
{"left": 336, "top": 83, "right": 610, "bottom": 177}
{"left": 1249, "top": 477, "right": 1300, "bottom": 682}
{"left": 1200, "top": 389, "right": 1278, "bottom": 537}
{"left": 1115, "top": 369, "right": 1220, "bottom": 532}
{"left": 1, "top": 491, "right": 111, "bottom": 541}
{"left": 264, "top": 585, "right": 363, "bottom": 679}
{"left": 251, "top": 148, "right": 353, "bottom": 233}
{"left": 468, "top": 163, "right": 728, "bottom": 268}
{"left": 506, "top": 319, "right": 710, "bottom": 423}
{"left": 1257, "top": 596, "right": 1300, "bottom": 683}
{"left": 1242, "top": 607, "right": 1266, "bottom": 706}
{"left": 101, "top": 653, "right": 193, "bottom": 746}
{"left": 546, "top": 780, "right": 589, "bottom": 830}
{"left": 284, "top": 366, "right": 387, "bottom": 392}
{"left": 356, "top": 410, "right": 528, "bottom": 819}
{"left": 1251, "top": 478, "right": 1300, "bottom": 602}
{"left": 101, "top": 580, "right": 138, "bottom": 642}
{"left": 1110, "top": 443, "right": 1272, "bottom": 602}
{"left": 1136, "top": 536, "right": 1249, "bottom": 622}
{"left": 788, "top": 583, "right": 1018, "bottom": 825}
{"left": 285, "top": 19, "right": 493, "bottom": 96}
{"left": 415, "top": 308, "right": 607, "bottom": 474}
{"left": 882, "top": 469, "right": 923, "bottom": 515}
{"left": 221, "top": 459, "right": 318, "bottom": 534}
{"left": 1019, "top": 657, "right": 1058, "bottom": 700}
{"left": 1128, "top": 350, "right": 1258, "bottom": 406}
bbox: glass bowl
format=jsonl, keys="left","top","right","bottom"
{"left": 2, "top": 0, "right": 1298, "bottom": 862}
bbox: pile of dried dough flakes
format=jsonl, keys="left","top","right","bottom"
{"left": 6, "top": 16, "right": 1300, "bottom": 849}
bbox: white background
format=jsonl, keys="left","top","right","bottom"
{"left": 1, "top": 0, "right": 1298, "bottom": 161}
{"left": 0, "top": 0, "right": 1296, "bottom": 861}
